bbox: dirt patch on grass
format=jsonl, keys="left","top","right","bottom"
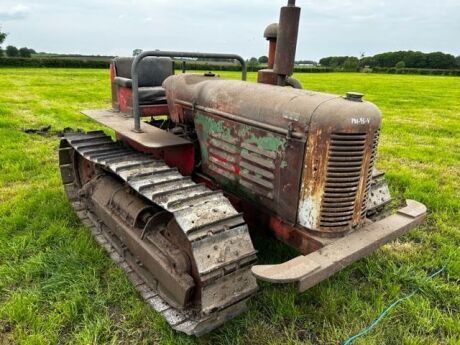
{"left": 0, "top": 321, "right": 14, "bottom": 344}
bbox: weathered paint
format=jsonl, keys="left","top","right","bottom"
{"left": 280, "top": 160, "right": 288, "bottom": 169}
{"left": 195, "top": 112, "right": 223, "bottom": 164}
{"left": 237, "top": 125, "right": 251, "bottom": 138}
{"left": 297, "top": 128, "right": 326, "bottom": 231}
{"left": 195, "top": 112, "right": 225, "bottom": 136}
{"left": 247, "top": 133, "right": 286, "bottom": 152}
{"left": 297, "top": 196, "right": 320, "bottom": 229}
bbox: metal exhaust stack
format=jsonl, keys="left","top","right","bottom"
{"left": 273, "top": 0, "right": 301, "bottom": 85}
{"left": 257, "top": 1, "right": 302, "bottom": 87}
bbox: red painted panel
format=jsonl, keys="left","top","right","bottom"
{"left": 117, "top": 86, "right": 132, "bottom": 114}
{"left": 116, "top": 133, "right": 195, "bottom": 176}
{"left": 140, "top": 104, "right": 170, "bottom": 117}
{"left": 109, "top": 63, "right": 116, "bottom": 81}
{"left": 116, "top": 87, "right": 169, "bottom": 117}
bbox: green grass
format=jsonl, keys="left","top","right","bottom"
{"left": 0, "top": 68, "right": 459, "bottom": 345}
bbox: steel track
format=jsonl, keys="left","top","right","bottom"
{"left": 58, "top": 130, "right": 258, "bottom": 336}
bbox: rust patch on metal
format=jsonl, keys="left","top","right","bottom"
{"left": 297, "top": 127, "right": 329, "bottom": 231}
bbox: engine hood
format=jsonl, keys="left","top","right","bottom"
{"left": 163, "top": 74, "right": 381, "bottom": 137}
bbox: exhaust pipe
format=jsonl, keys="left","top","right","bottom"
{"left": 273, "top": 0, "right": 301, "bottom": 85}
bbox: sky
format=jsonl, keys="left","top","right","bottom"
{"left": 0, "top": 0, "right": 459, "bottom": 61}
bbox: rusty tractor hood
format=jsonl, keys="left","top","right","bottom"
{"left": 164, "top": 74, "right": 382, "bottom": 234}
{"left": 163, "top": 74, "right": 381, "bottom": 138}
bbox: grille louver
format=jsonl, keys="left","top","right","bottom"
{"left": 320, "top": 133, "right": 367, "bottom": 229}
{"left": 239, "top": 143, "right": 276, "bottom": 200}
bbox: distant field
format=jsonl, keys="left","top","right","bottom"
{"left": 0, "top": 69, "right": 459, "bottom": 345}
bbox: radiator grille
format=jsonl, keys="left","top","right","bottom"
{"left": 320, "top": 133, "right": 367, "bottom": 229}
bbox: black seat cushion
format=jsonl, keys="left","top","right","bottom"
{"left": 139, "top": 86, "right": 166, "bottom": 105}
{"left": 113, "top": 57, "right": 173, "bottom": 88}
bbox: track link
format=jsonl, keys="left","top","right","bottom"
{"left": 59, "top": 131, "right": 258, "bottom": 336}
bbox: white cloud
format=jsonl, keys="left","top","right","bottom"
{"left": 0, "top": 4, "right": 31, "bottom": 20}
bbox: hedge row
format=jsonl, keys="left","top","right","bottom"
{"left": 0, "top": 57, "right": 334, "bottom": 73}
{"left": 0, "top": 57, "right": 110, "bottom": 68}
{"left": 177, "top": 62, "right": 334, "bottom": 73}
{"left": 371, "top": 66, "right": 460, "bottom": 76}
{"left": 1, "top": 57, "right": 459, "bottom": 76}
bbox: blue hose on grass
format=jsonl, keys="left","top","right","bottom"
{"left": 342, "top": 265, "right": 447, "bottom": 345}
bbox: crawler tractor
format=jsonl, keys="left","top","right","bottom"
{"left": 59, "top": 1, "right": 426, "bottom": 335}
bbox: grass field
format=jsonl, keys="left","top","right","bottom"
{"left": 0, "top": 68, "right": 459, "bottom": 345}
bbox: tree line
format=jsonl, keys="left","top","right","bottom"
{"left": 3, "top": 24, "right": 459, "bottom": 72}
{"left": 320, "top": 51, "right": 460, "bottom": 70}
{"left": 0, "top": 27, "right": 36, "bottom": 58}
{"left": 1, "top": 46, "right": 36, "bottom": 58}
{"left": 246, "top": 57, "right": 317, "bottom": 66}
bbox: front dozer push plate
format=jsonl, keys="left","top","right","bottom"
{"left": 252, "top": 200, "right": 426, "bottom": 291}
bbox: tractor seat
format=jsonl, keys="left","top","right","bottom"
{"left": 113, "top": 56, "right": 173, "bottom": 105}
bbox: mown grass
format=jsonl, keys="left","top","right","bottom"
{"left": 0, "top": 68, "right": 459, "bottom": 345}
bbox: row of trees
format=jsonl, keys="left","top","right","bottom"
{"left": 320, "top": 51, "right": 460, "bottom": 70}
{"left": 0, "top": 26, "right": 36, "bottom": 58}
{"left": 1, "top": 46, "right": 36, "bottom": 58}
{"left": 247, "top": 56, "right": 269, "bottom": 66}
{"left": 247, "top": 57, "right": 318, "bottom": 67}
{"left": 317, "top": 56, "right": 361, "bottom": 71}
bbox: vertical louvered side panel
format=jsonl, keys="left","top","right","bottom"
{"left": 205, "top": 132, "right": 276, "bottom": 200}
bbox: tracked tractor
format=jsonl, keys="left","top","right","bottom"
{"left": 59, "top": 1, "right": 426, "bottom": 336}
